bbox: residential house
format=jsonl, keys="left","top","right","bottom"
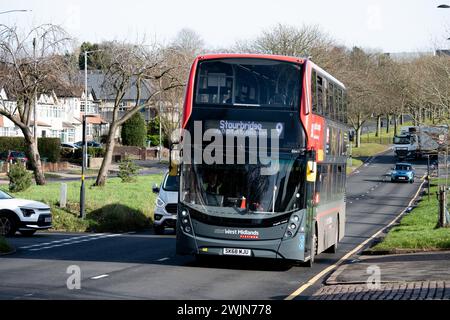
{"left": 84, "top": 70, "right": 158, "bottom": 125}
{"left": 0, "top": 84, "right": 107, "bottom": 144}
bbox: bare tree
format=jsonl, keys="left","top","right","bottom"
{"left": 94, "top": 42, "right": 182, "bottom": 186}
{"left": 235, "top": 23, "right": 336, "bottom": 67}
{"left": 0, "top": 24, "right": 71, "bottom": 185}
{"left": 342, "top": 47, "right": 380, "bottom": 147}
{"left": 156, "top": 29, "right": 205, "bottom": 145}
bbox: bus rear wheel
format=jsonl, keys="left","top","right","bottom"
{"left": 325, "top": 217, "right": 339, "bottom": 254}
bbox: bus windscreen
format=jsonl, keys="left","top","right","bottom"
{"left": 181, "top": 157, "right": 306, "bottom": 215}
{"left": 195, "top": 59, "right": 302, "bottom": 109}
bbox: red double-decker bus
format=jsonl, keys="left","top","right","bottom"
{"left": 175, "top": 53, "right": 348, "bottom": 265}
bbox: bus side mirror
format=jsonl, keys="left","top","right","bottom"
{"left": 169, "top": 143, "right": 180, "bottom": 177}
{"left": 152, "top": 183, "right": 160, "bottom": 194}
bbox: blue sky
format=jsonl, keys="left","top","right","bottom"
{"left": 1, "top": 0, "right": 449, "bottom": 52}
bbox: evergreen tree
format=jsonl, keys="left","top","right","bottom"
{"left": 121, "top": 112, "right": 147, "bottom": 147}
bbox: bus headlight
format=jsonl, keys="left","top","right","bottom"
{"left": 284, "top": 214, "right": 302, "bottom": 239}
{"left": 179, "top": 207, "right": 193, "bottom": 235}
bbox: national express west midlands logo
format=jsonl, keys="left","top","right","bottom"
{"left": 221, "top": 229, "right": 260, "bottom": 239}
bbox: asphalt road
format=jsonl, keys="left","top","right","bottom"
{"left": 0, "top": 150, "right": 428, "bottom": 300}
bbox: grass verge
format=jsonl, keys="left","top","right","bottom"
{"left": 347, "top": 158, "right": 363, "bottom": 175}
{"left": 0, "top": 174, "right": 163, "bottom": 233}
{"left": 372, "top": 180, "right": 450, "bottom": 252}
{"left": 351, "top": 143, "right": 389, "bottom": 158}
{"left": 0, "top": 236, "right": 12, "bottom": 254}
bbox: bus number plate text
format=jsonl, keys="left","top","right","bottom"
{"left": 223, "top": 248, "right": 252, "bottom": 256}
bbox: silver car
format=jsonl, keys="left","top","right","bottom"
{"left": 152, "top": 172, "right": 179, "bottom": 234}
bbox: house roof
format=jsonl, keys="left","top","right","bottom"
{"left": 31, "top": 120, "right": 52, "bottom": 127}
{"left": 86, "top": 115, "right": 107, "bottom": 125}
{"left": 78, "top": 70, "right": 154, "bottom": 102}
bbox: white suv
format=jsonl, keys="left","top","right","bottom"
{"left": 0, "top": 190, "right": 52, "bottom": 237}
{"left": 152, "top": 172, "right": 179, "bottom": 235}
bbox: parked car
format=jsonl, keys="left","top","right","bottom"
{"left": 391, "top": 162, "right": 415, "bottom": 183}
{"left": 0, "top": 190, "right": 52, "bottom": 237}
{"left": 74, "top": 141, "right": 102, "bottom": 148}
{"left": 0, "top": 150, "right": 28, "bottom": 164}
{"left": 61, "top": 143, "right": 79, "bottom": 151}
{"left": 152, "top": 172, "right": 179, "bottom": 235}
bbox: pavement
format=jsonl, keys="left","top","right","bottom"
{"left": 0, "top": 151, "right": 431, "bottom": 300}
{"left": 311, "top": 251, "right": 450, "bottom": 300}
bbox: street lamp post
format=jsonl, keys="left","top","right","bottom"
{"left": 0, "top": 9, "right": 31, "bottom": 15}
{"left": 159, "top": 88, "right": 162, "bottom": 163}
{"left": 33, "top": 37, "right": 37, "bottom": 143}
{"left": 79, "top": 50, "right": 102, "bottom": 219}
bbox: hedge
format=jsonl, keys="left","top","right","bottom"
{"left": 0, "top": 137, "right": 61, "bottom": 163}
{"left": 71, "top": 147, "right": 105, "bottom": 160}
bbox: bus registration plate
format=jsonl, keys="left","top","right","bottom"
{"left": 223, "top": 248, "right": 251, "bottom": 256}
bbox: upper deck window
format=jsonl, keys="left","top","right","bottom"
{"left": 195, "top": 58, "right": 302, "bottom": 109}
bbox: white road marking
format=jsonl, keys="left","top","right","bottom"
{"left": 157, "top": 257, "right": 170, "bottom": 262}
{"left": 285, "top": 174, "right": 427, "bottom": 300}
{"left": 27, "top": 234, "right": 122, "bottom": 252}
{"left": 91, "top": 274, "right": 109, "bottom": 280}
{"left": 19, "top": 234, "right": 103, "bottom": 249}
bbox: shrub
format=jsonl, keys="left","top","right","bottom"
{"left": 51, "top": 206, "right": 91, "bottom": 232}
{"left": 7, "top": 163, "right": 32, "bottom": 192}
{"left": 88, "top": 204, "right": 150, "bottom": 233}
{"left": 87, "top": 147, "right": 105, "bottom": 158}
{"left": 121, "top": 112, "right": 146, "bottom": 147}
{"left": 147, "top": 134, "right": 159, "bottom": 147}
{"left": 0, "top": 236, "right": 12, "bottom": 253}
{"left": 70, "top": 147, "right": 105, "bottom": 163}
{"left": 60, "top": 148, "right": 76, "bottom": 161}
{"left": 118, "top": 157, "right": 139, "bottom": 183}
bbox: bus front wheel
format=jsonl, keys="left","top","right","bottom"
{"left": 305, "top": 233, "right": 317, "bottom": 268}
